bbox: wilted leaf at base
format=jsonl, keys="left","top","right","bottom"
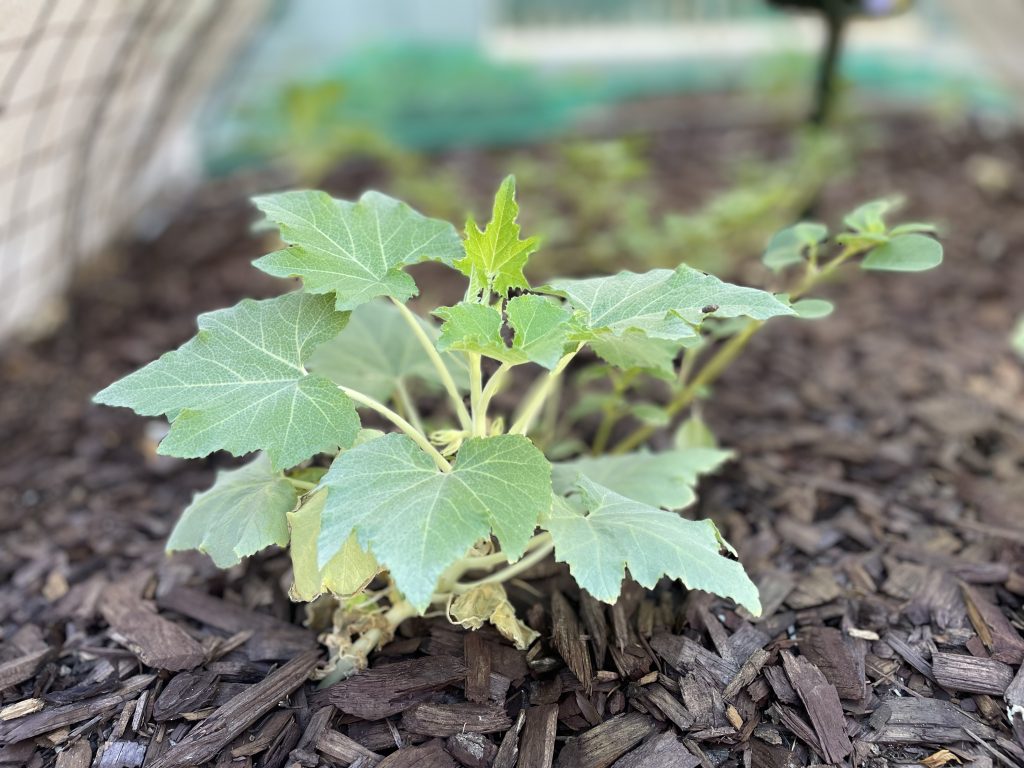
{"left": 450, "top": 583, "right": 539, "bottom": 650}
{"left": 168, "top": 454, "right": 297, "bottom": 567}
{"left": 544, "top": 479, "right": 760, "bottom": 614}
{"left": 289, "top": 490, "right": 380, "bottom": 602}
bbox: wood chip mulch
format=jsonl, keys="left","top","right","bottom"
{"left": 3, "top": 115, "right": 1024, "bottom": 766}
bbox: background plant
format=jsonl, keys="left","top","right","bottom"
{"left": 95, "top": 179, "right": 941, "bottom": 678}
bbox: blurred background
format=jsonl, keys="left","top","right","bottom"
{"left": 4, "top": 0, "right": 1024, "bottom": 609}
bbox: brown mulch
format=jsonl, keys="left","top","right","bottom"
{"left": 3, "top": 111, "right": 1024, "bottom": 767}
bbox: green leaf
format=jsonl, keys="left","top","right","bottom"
{"left": 791, "top": 298, "right": 835, "bottom": 319}
{"left": 1013, "top": 316, "right": 1024, "bottom": 358}
{"left": 318, "top": 433, "right": 552, "bottom": 612}
{"left": 506, "top": 295, "right": 574, "bottom": 369}
{"left": 552, "top": 448, "right": 732, "bottom": 510}
{"left": 308, "top": 299, "right": 466, "bottom": 401}
{"left": 889, "top": 222, "right": 938, "bottom": 236}
{"left": 253, "top": 190, "right": 462, "bottom": 310}
{"left": 588, "top": 331, "right": 685, "bottom": 378}
{"left": 543, "top": 265, "right": 794, "bottom": 342}
{"left": 543, "top": 478, "right": 760, "bottom": 612}
{"left": 435, "top": 295, "right": 573, "bottom": 370}
{"left": 455, "top": 175, "right": 540, "bottom": 297}
{"left": 763, "top": 222, "right": 827, "bottom": 272}
{"left": 674, "top": 413, "right": 719, "bottom": 449}
{"left": 168, "top": 454, "right": 297, "bottom": 567}
{"left": 435, "top": 303, "right": 509, "bottom": 361}
{"left": 94, "top": 293, "right": 359, "bottom": 470}
{"left": 843, "top": 196, "right": 902, "bottom": 233}
{"left": 861, "top": 234, "right": 943, "bottom": 272}
{"left": 288, "top": 490, "right": 380, "bottom": 601}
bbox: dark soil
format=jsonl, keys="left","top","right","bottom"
{"left": 3, "top": 110, "right": 1024, "bottom": 767}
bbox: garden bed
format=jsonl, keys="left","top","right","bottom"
{"left": 2, "top": 110, "right": 1024, "bottom": 767}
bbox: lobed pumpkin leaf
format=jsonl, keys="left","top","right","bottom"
{"left": 94, "top": 293, "right": 359, "bottom": 470}
{"left": 544, "top": 479, "right": 760, "bottom": 613}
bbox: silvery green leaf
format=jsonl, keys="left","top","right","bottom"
{"left": 253, "top": 190, "right": 462, "bottom": 310}
{"left": 543, "top": 479, "right": 760, "bottom": 612}
{"left": 167, "top": 454, "right": 297, "bottom": 567}
{"left": 861, "top": 234, "right": 943, "bottom": 272}
{"left": 763, "top": 222, "right": 828, "bottom": 272}
{"left": 94, "top": 293, "right": 359, "bottom": 470}
{"left": 318, "top": 433, "right": 552, "bottom": 612}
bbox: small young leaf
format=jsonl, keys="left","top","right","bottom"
{"left": 455, "top": 175, "right": 540, "bottom": 297}
{"left": 253, "top": 190, "right": 462, "bottom": 310}
{"left": 763, "top": 222, "right": 828, "bottom": 272}
{"left": 552, "top": 448, "right": 732, "bottom": 511}
{"left": 435, "top": 303, "right": 510, "bottom": 359}
{"left": 309, "top": 299, "right": 466, "bottom": 401}
{"left": 1013, "top": 315, "right": 1024, "bottom": 358}
{"left": 889, "top": 222, "right": 939, "bottom": 236}
{"left": 435, "top": 296, "right": 573, "bottom": 370}
{"left": 288, "top": 490, "right": 379, "bottom": 601}
{"left": 861, "top": 233, "right": 943, "bottom": 272}
{"left": 843, "top": 196, "right": 902, "bottom": 233}
{"left": 168, "top": 454, "right": 297, "bottom": 567}
{"left": 94, "top": 293, "right": 359, "bottom": 470}
{"left": 450, "top": 583, "right": 539, "bottom": 650}
{"left": 506, "top": 294, "right": 574, "bottom": 369}
{"left": 543, "top": 265, "right": 793, "bottom": 342}
{"left": 318, "top": 433, "right": 552, "bottom": 612}
{"left": 543, "top": 480, "right": 760, "bottom": 613}
{"left": 791, "top": 298, "right": 835, "bottom": 319}
{"left": 631, "top": 403, "right": 672, "bottom": 427}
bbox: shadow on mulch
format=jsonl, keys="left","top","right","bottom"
{"left": 2, "top": 112, "right": 1024, "bottom": 767}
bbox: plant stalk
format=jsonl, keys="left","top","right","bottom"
{"left": 452, "top": 534, "right": 554, "bottom": 594}
{"left": 339, "top": 385, "right": 452, "bottom": 472}
{"left": 393, "top": 378, "right": 424, "bottom": 435}
{"left": 389, "top": 297, "right": 472, "bottom": 431}
{"left": 509, "top": 345, "right": 582, "bottom": 436}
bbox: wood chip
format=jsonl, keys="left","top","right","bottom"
{"left": 797, "top": 626, "right": 865, "bottom": 700}
{"left": 0, "top": 698, "right": 43, "bottom": 720}
{"left": 463, "top": 633, "right": 490, "bottom": 705}
{"left": 328, "top": 656, "right": 466, "bottom": 720}
{"left": 147, "top": 649, "right": 319, "bottom": 768}
{"left": 551, "top": 591, "right": 593, "bottom": 693}
{"left": 100, "top": 583, "right": 204, "bottom": 671}
{"left": 932, "top": 651, "right": 1014, "bottom": 694}
{"left": 610, "top": 730, "right": 699, "bottom": 768}
{"left": 867, "top": 697, "right": 998, "bottom": 744}
{"left": 156, "top": 586, "right": 315, "bottom": 661}
{"left": 517, "top": 704, "right": 558, "bottom": 768}
{"left": 651, "top": 632, "right": 738, "bottom": 687}
{"left": 400, "top": 701, "right": 511, "bottom": 737}
{"left": 377, "top": 739, "right": 456, "bottom": 768}
{"left": 316, "top": 728, "right": 382, "bottom": 766}
{"left": 780, "top": 651, "right": 852, "bottom": 764}
{"left": 0, "top": 674, "right": 154, "bottom": 744}
{"left": 556, "top": 712, "right": 656, "bottom": 768}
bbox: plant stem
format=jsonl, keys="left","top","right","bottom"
{"left": 509, "top": 345, "right": 582, "bottom": 436}
{"left": 612, "top": 322, "right": 761, "bottom": 454}
{"left": 468, "top": 353, "right": 485, "bottom": 437}
{"left": 339, "top": 385, "right": 452, "bottom": 472}
{"left": 317, "top": 597, "right": 419, "bottom": 687}
{"left": 478, "top": 362, "right": 513, "bottom": 427}
{"left": 286, "top": 477, "right": 317, "bottom": 491}
{"left": 452, "top": 534, "right": 554, "bottom": 594}
{"left": 389, "top": 297, "right": 471, "bottom": 431}
{"left": 393, "top": 378, "right": 424, "bottom": 435}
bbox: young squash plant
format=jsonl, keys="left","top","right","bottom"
{"left": 95, "top": 179, "right": 941, "bottom": 677}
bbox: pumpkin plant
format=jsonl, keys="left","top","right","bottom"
{"left": 95, "top": 179, "right": 941, "bottom": 676}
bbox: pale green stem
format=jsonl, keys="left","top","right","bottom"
{"left": 316, "top": 598, "right": 419, "bottom": 687}
{"left": 468, "top": 353, "right": 486, "bottom": 437}
{"left": 389, "top": 297, "right": 471, "bottom": 431}
{"left": 339, "top": 385, "right": 452, "bottom": 472}
{"left": 509, "top": 345, "right": 583, "bottom": 436}
{"left": 452, "top": 534, "right": 555, "bottom": 594}
{"left": 477, "top": 362, "right": 513, "bottom": 428}
{"left": 286, "top": 477, "right": 317, "bottom": 491}
{"left": 393, "top": 378, "right": 424, "bottom": 435}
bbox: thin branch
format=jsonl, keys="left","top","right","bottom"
{"left": 339, "top": 385, "right": 451, "bottom": 472}
{"left": 389, "top": 297, "right": 471, "bottom": 431}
